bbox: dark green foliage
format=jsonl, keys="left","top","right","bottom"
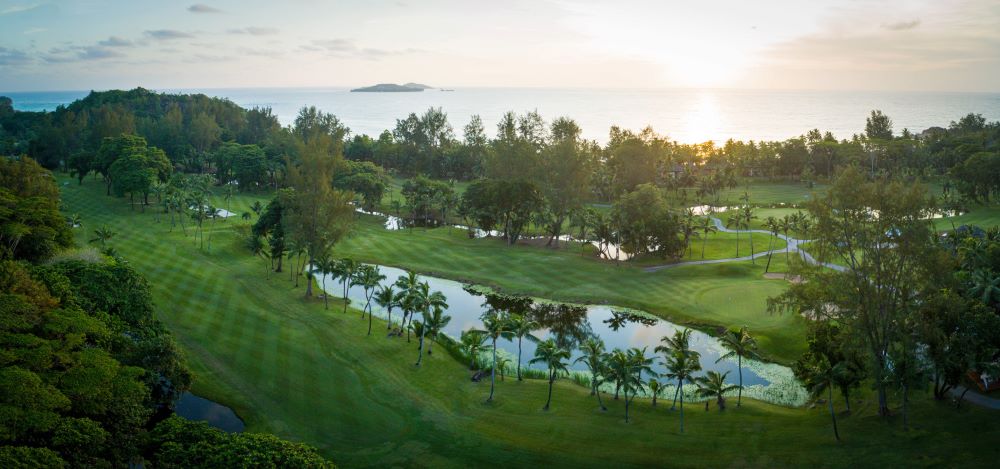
{"left": 333, "top": 160, "right": 388, "bottom": 210}
{"left": 461, "top": 179, "right": 543, "bottom": 245}
{"left": 148, "top": 416, "right": 335, "bottom": 468}
{"left": 0, "top": 157, "right": 73, "bottom": 262}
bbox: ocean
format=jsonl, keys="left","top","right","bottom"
{"left": 4, "top": 87, "right": 1000, "bottom": 144}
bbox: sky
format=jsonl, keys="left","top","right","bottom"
{"left": 1, "top": 0, "right": 998, "bottom": 92}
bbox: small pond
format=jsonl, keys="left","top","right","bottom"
{"left": 174, "top": 392, "right": 245, "bottom": 433}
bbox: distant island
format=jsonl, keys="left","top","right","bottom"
{"left": 351, "top": 83, "right": 433, "bottom": 92}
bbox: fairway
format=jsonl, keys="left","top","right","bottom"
{"left": 57, "top": 175, "right": 1000, "bottom": 468}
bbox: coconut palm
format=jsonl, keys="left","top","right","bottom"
{"left": 726, "top": 213, "right": 742, "bottom": 257}
{"left": 355, "top": 265, "right": 386, "bottom": 335}
{"left": 68, "top": 213, "right": 82, "bottom": 229}
{"left": 664, "top": 348, "right": 702, "bottom": 433}
{"left": 223, "top": 184, "right": 236, "bottom": 221}
{"left": 575, "top": 337, "right": 609, "bottom": 411}
{"left": 394, "top": 271, "right": 421, "bottom": 338}
{"left": 969, "top": 269, "right": 1000, "bottom": 306}
{"left": 412, "top": 283, "right": 446, "bottom": 367}
{"left": 779, "top": 214, "right": 796, "bottom": 263}
{"left": 764, "top": 216, "right": 781, "bottom": 273}
{"left": 89, "top": 225, "right": 117, "bottom": 247}
{"left": 374, "top": 285, "right": 398, "bottom": 331}
{"left": 507, "top": 314, "right": 540, "bottom": 380}
{"left": 655, "top": 328, "right": 694, "bottom": 410}
{"left": 611, "top": 347, "right": 654, "bottom": 423}
{"left": 695, "top": 370, "right": 741, "bottom": 411}
{"left": 716, "top": 326, "right": 760, "bottom": 407}
{"left": 699, "top": 216, "right": 718, "bottom": 259}
{"left": 529, "top": 339, "right": 571, "bottom": 411}
{"left": 474, "top": 311, "right": 514, "bottom": 402}
{"left": 799, "top": 355, "right": 842, "bottom": 442}
{"left": 331, "top": 258, "right": 358, "bottom": 314}
{"left": 422, "top": 306, "right": 452, "bottom": 356}
{"left": 314, "top": 255, "right": 333, "bottom": 309}
{"left": 497, "top": 357, "right": 511, "bottom": 381}
{"left": 741, "top": 205, "right": 757, "bottom": 262}
{"left": 459, "top": 330, "right": 490, "bottom": 370}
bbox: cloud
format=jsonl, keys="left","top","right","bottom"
{"left": 882, "top": 20, "right": 920, "bottom": 31}
{"left": 76, "top": 46, "right": 124, "bottom": 60}
{"left": 228, "top": 26, "right": 279, "bottom": 36}
{"left": 0, "top": 47, "right": 32, "bottom": 65}
{"left": 1, "top": 4, "right": 41, "bottom": 15}
{"left": 98, "top": 36, "right": 134, "bottom": 47}
{"left": 23, "top": 27, "right": 46, "bottom": 35}
{"left": 307, "top": 38, "right": 421, "bottom": 60}
{"left": 188, "top": 4, "right": 221, "bottom": 14}
{"left": 145, "top": 30, "right": 196, "bottom": 40}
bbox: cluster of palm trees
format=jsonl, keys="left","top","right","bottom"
{"left": 150, "top": 173, "right": 221, "bottom": 250}
{"left": 763, "top": 211, "right": 813, "bottom": 272}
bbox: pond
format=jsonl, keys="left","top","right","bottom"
{"left": 314, "top": 264, "right": 807, "bottom": 405}
{"left": 174, "top": 392, "right": 245, "bottom": 433}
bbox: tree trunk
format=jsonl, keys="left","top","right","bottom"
{"left": 829, "top": 385, "right": 841, "bottom": 441}
{"left": 367, "top": 298, "right": 373, "bottom": 336}
{"left": 321, "top": 275, "right": 328, "bottom": 309}
{"left": 305, "top": 258, "right": 314, "bottom": 298}
{"left": 624, "top": 389, "right": 630, "bottom": 423}
{"left": 415, "top": 320, "right": 426, "bottom": 366}
{"left": 595, "top": 385, "right": 607, "bottom": 411}
{"left": 737, "top": 355, "right": 743, "bottom": 407}
{"left": 679, "top": 383, "right": 685, "bottom": 433}
{"left": 544, "top": 371, "right": 554, "bottom": 410}
{"left": 488, "top": 339, "right": 498, "bottom": 401}
{"left": 517, "top": 338, "right": 523, "bottom": 381}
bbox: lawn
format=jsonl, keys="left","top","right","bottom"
{"left": 58, "top": 176, "right": 1000, "bottom": 468}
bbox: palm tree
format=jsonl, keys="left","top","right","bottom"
{"left": 799, "top": 355, "right": 842, "bottom": 442}
{"left": 969, "top": 269, "right": 1000, "bottom": 306}
{"left": 741, "top": 205, "right": 757, "bottom": 263}
{"left": 665, "top": 348, "right": 702, "bottom": 433}
{"left": 716, "top": 326, "right": 760, "bottom": 407}
{"left": 89, "top": 225, "right": 117, "bottom": 247}
{"left": 655, "top": 328, "right": 694, "bottom": 410}
{"left": 648, "top": 379, "right": 664, "bottom": 407}
{"left": 394, "top": 271, "right": 421, "bottom": 338}
{"left": 699, "top": 216, "right": 718, "bottom": 259}
{"left": 68, "top": 213, "right": 83, "bottom": 229}
{"left": 507, "top": 314, "right": 540, "bottom": 381}
{"left": 459, "top": 330, "right": 490, "bottom": 370}
{"left": 355, "top": 265, "right": 386, "bottom": 335}
{"left": 575, "top": 337, "right": 609, "bottom": 411}
{"left": 612, "top": 347, "right": 654, "bottom": 423}
{"left": 374, "top": 285, "right": 398, "bottom": 331}
{"left": 315, "top": 255, "right": 333, "bottom": 309}
{"left": 475, "top": 311, "right": 514, "bottom": 402}
{"left": 695, "top": 370, "right": 740, "bottom": 411}
{"left": 413, "top": 283, "right": 446, "bottom": 367}
{"left": 422, "top": 306, "right": 452, "bottom": 356}
{"left": 529, "top": 339, "right": 571, "bottom": 411}
{"left": 764, "top": 216, "right": 780, "bottom": 273}
{"left": 332, "top": 258, "right": 358, "bottom": 314}
{"left": 497, "top": 357, "right": 511, "bottom": 381}
{"left": 726, "top": 213, "right": 741, "bottom": 257}
{"left": 680, "top": 208, "right": 698, "bottom": 258}
{"left": 223, "top": 184, "right": 236, "bottom": 221}
{"left": 779, "top": 214, "right": 796, "bottom": 263}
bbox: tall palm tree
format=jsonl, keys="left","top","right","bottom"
{"left": 665, "top": 348, "right": 702, "bottom": 433}
{"left": 612, "top": 347, "right": 654, "bottom": 423}
{"left": 394, "top": 271, "right": 421, "bottom": 339}
{"left": 655, "top": 328, "right": 694, "bottom": 410}
{"left": 800, "top": 355, "right": 842, "bottom": 442}
{"left": 315, "top": 255, "right": 333, "bottom": 309}
{"left": 529, "top": 339, "right": 571, "bottom": 411}
{"left": 459, "top": 330, "right": 490, "bottom": 370}
{"left": 726, "top": 213, "right": 741, "bottom": 257}
{"left": 779, "top": 214, "right": 796, "bottom": 263}
{"left": 699, "top": 216, "right": 718, "bottom": 259}
{"left": 507, "top": 314, "right": 540, "bottom": 381}
{"left": 716, "top": 326, "right": 760, "bottom": 407}
{"left": 413, "top": 283, "right": 446, "bottom": 367}
{"left": 764, "top": 216, "right": 781, "bottom": 273}
{"left": 695, "top": 370, "right": 740, "bottom": 411}
{"left": 497, "top": 357, "right": 511, "bottom": 381}
{"left": 575, "top": 337, "right": 609, "bottom": 411}
{"left": 356, "top": 265, "right": 386, "bottom": 335}
{"left": 332, "top": 258, "right": 358, "bottom": 314}
{"left": 741, "top": 205, "right": 757, "bottom": 263}
{"left": 374, "top": 285, "right": 398, "bottom": 331}
{"left": 422, "top": 306, "right": 452, "bottom": 356}
{"left": 475, "top": 311, "right": 514, "bottom": 402}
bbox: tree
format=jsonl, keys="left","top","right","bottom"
{"left": 613, "top": 184, "right": 684, "bottom": 259}
{"left": 89, "top": 225, "right": 117, "bottom": 247}
{"left": 0, "top": 158, "right": 73, "bottom": 261}
{"left": 330, "top": 258, "right": 358, "bottom": 313}
{"left": 355, "top": 264, "right": 386, "bottom": 335}
{"left": 695, "top": 371, "right": 740, "bottom": 411}
{"left": 763, "top": 216, "right": 781, "bottom": 273}
{"left": 655, "top": 328, "right": 695, "bottom": 410}
{"left": 610, "top": 347, "right": 654, "bottom": 423}
{"left": 475, "top": 311, "right": 514, "bottom": 401}
{"left": 394, "top": 271, "right": 421, "bottom": 340}
{"left": 536, "top": 117, "right": 592, "bottom": 246}
{"left": 507, "top": 314, "right": 540, "bottom": 380}
{"left": 411, "top": 283, "right": 446, "bottom": 367}
{"left": 459, "top": 330, "right": 489, "bottom": 370}
{"left": 771, "top": 167, "right": 940, "bottom": 417}
{"left": 281, "top": 136, "right": 355, "bottom": 298}
{"left": 422, "top": 306, "right": 452, "bottom": 356}
{"left": 727, "top": 213, "right": 742, "bottom": 257}
{"left": 575, "top": 337, "right": 609, "bottom": 411}
{"left": 797, "top": 354, "right": 842, "bottom": 441}
{"left": 716, "top": 326, "right": 760, "bottom": 407}
{"left": 699, "top": 215, "right": 718, "bottom": 259}
{"left": 374, "top": 285, "right": 398, "bottom": 331}
{"left": 529, "top": 339, "right": 571, "bottom": 411}
{"left": 648, "top": 379, "right": 664, "bottom": 407}
{"left": 664, "top": 348, "right": 702, "bottom": 433}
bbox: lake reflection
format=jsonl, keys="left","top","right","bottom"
{"left": 316, "top": 264, "right": 770, "bottom": 386}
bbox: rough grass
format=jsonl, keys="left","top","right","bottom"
{"left": 58, "top": 175, "right": 1000, "bottom": 468}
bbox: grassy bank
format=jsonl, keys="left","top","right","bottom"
{"left": 58, "top": 176, "right": 999, "bottom": 468}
